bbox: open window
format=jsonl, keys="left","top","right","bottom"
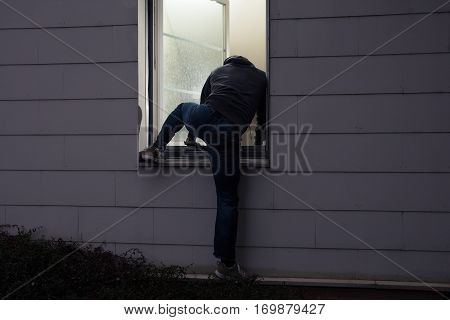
{"left": 139, "top": 0, "right": 268, "bottom": 166}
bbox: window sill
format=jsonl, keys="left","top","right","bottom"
{"left": 138, "top": 146, "right": 269, "bottom": 170}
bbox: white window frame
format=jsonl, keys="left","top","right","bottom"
{"left": 139, "top": 0, "right": 270, "bottom": 157}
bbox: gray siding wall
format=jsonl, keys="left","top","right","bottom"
{"left": 1, "top": 0, "right": 449, "bottom": 283}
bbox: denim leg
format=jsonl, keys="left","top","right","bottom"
{"left": 154, "top": 103, "right": 242, "bottom": 260}
{"left": 152, "top": 102, "right": 197, "bottom": 150}
{"left": 209, "top": 133, "right": 241, "bottom": 261}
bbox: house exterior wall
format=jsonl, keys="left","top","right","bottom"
{"left": 1, "top": 0, "right": 449, "bottom": 283}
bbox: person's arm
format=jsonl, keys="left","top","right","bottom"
{"left": 200, "top": 73, "right": 212, "bottom": 104}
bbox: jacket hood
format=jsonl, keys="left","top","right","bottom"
{"left": 223, "top": 55, "right": 254, "bottom": 67}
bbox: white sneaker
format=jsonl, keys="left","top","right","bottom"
{"left": 214, "top": 261, "right": 247, "bottom": 280}
{"left": 141, "top": 147, "right": 162, "bottom": 163}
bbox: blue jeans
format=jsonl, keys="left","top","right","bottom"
{"left": 153, "top": 103, "right": 243, "bottom": 261}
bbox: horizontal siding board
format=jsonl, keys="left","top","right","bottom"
{"left": 269, "top": 96, "right": 298, "bottom": 130}
{"left": 0, "top": 64, "right": 64, "bottom": 100}
{"left": 115, "top": 170, "right": 195, "bottom": 208}
{"left": 270, "top": 0, "right": 450, "bottom": 19}
{"left": 294, "top": 94, "right": 450, "bottom": 133}
{"left": 65, "top": 135, "right": 138, "bottom": 170}
{"left": 78, "top": 207, "right": 153, "bottom": 243}
{"left": 241, "top": 247, "right": 359, "bottom": 279}
{"left": 0, "top": 100, "right": 138, "bottom": 135}
{"left": 0, "top": 101, "right": 40, "bottom": 135}
{"left": 120, "top": 170, "right": 274, "bottom": 210}
{"left": 0, "top": 136, "right": 65, "bottom": 170}
{"left": 0, "top": 206, "right": 5, "bottom": 225}
{"left": 270, "top": 133, "right": 450, "bottom": 172}
{"left": 270, "top": 54, "right": 450, "bottom": 95}
{"left": 156, "top": 208, "right": 448, "bottom": 251}
{"left": 0, "top": 171, "right": 42, "bottom": 205}
{"left": 153, "top": 209, "right": 315, "bottom": 248}
{"left": 273, "top": 173, "right": 450, "bottom": 212}
{"left": 191, "top": 170, "right": 226, "bottom": 208}
{"left": 270, "top": 19, "right": 298, "bottom": 57}
{"left": 0, "top": 29, "right": 39, "bottom": 64}
{"left": 237, "top": 173, "right": 275, "bottom": 209}
{"left": 39, "top": 171, "right": 116, "bottom": 206}
{"left": 154, "top": 208, "right": 215, "bottom": 246}
{"left": 0, "top": 171, "right": 115, "bottom": 206}
{"left": 38, "top": 25, "right": 137, "bottom": 64}
{"left": 0, "top": 0, "right": 138, "bottom": 29}
{"left": 356, "top": 13, "right": 450, "bottom": 56}
{"left": 396, "top": 134, "right": 450, "bottom": 172}
{"left": 62, "top": 62, "right": 138, "bottom": 99}
{"left": 237, "top": 210, "right": 316, "bottom": 248}
{"left": 315, "top": 211, "right": 403, "bottom": 250}
{"left": 271, "top": 13, "right": 449, "bottom": 57}
{"left": 4, "top": 206, "right": 78, "bottom": 240}
{"left": 271, "top": 18, "right": 357, "bottom": 57}
{"left": 0, "top": 62, "right": 138, "bottom": 100}
{"left": 193, "top": 171, "right": 275, "bottom": 209}
{"left": 358, "top": 250, "right": 450, "bottom": 282}
{"left": 297, "top": 18, "right": 358, "bottom": 56}
{"left": 0, "top": 11, "right": 137, "bottom": 65}
{"left": 403, "top": 212, "right": 450, "bottom": 251}
{"left": 0, "top": 135, "right": 138, "bottom": 170}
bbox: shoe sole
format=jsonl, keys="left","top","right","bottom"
{"left": 214, "top": 270, "right": 225, "bottom": 279}
{"left": 141, "top": 154, "right": 159, "bottom": 163}
{"left": 214, "top": 270, "right": 246, "bottom": 281}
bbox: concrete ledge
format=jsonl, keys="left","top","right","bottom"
{"left": 186, "top": 274, "right": 450, "bottom": 292}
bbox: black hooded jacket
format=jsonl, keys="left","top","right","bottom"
{"left": 200, "top": 56, "right": 267, "bottom": 126}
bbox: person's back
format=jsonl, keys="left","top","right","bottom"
{"left": 201, "top": 56, "right": 267, "bottom": 127}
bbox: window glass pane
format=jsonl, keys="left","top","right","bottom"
{"left": 161, "top": 0, "right": 226, "bottom": 145}
{"left": 163, "top": 0, "right": 224, "bottom": 48}
{"left": 163, "top": 36, "right": 224, "bottom": 94}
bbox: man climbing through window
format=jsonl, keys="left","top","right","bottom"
{"left": 142, "top": 56, "right": 267, "bottom": 280}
